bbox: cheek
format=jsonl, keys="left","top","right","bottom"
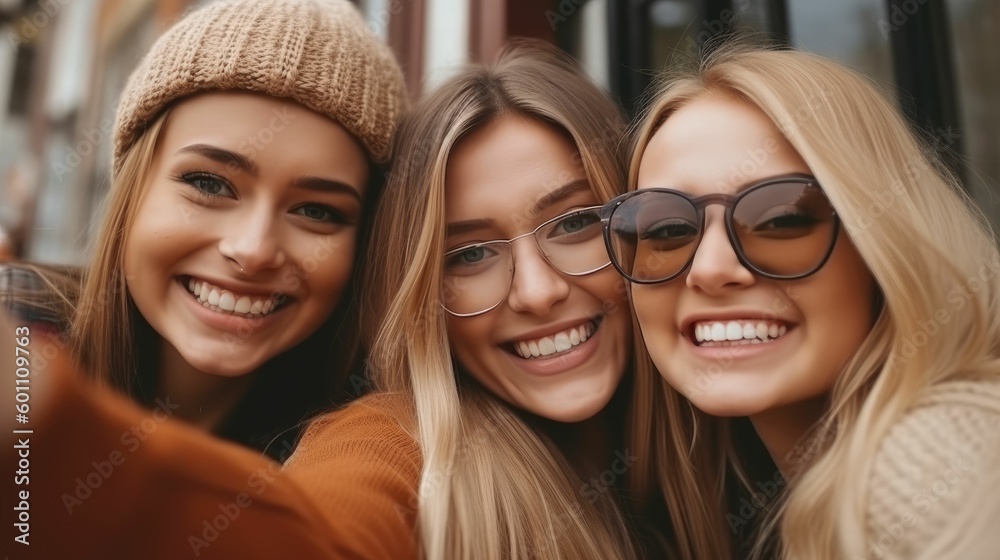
{"left": 295, "top": 233, "right": 357, "bottom": 309}
{"left": 631, "top": 285, "right": 680, "bottom": 343}
{"left": 446, "top": 316, "right": 495, "bottom": 380}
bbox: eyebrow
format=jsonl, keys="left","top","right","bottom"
{"left": 446, "top": 218, "right": 495, "bottom": 238}
{"left": 177, "top": 144, "right": 361, "bottom": 202}
{"left": 529, "top": 179, "right": 591, "bottom": 215}
{"left": 444, "top": 179, "right": 592, "bottom": 239}
{"left": 294, "top": 176, "right": 362, "bottom": 203}
{"left": 177, "top": 144, "right": 258, "bottom": 176}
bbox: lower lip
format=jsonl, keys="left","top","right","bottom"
{"left": 503, "top": 323, "right": 602, "bottom": 376}
{"left": 684, "top": 327, "right": 797, "bottom": 361}
{"left": 177, "top": 279, "right": 285, "bottom": 333}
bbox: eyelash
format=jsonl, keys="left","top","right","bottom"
{"left": 174, "top": 171, "right": 349, "bottom": 225}
{"left": 176, "top": 171, "right": 232, "bottom": 200}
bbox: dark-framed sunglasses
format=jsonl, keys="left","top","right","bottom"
{"left": 599, "top": 174, "right": 840, "bottom": 284}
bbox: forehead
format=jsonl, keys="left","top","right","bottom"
{"left": 636, "top": 92, "right": 811, "bottom": 197}
{"left": 157, "top": 91, "right": 368, "bottom": 180}
{"left": 444, "top": 115, "right": 591, "bottom": 229}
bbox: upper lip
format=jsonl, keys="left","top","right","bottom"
{"left": 680, "top": 310, "right": 795, "bottom": 337}
{"left": 182, "top": 274, "right": 292, "bottom": 299}
{"left": 501, "top": 315, "right": 600, "bottom": 344}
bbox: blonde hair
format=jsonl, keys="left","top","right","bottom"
{"left": 628, "top": 42, "right": 1000, "bottom": 559}
{"left": 363, "top": 42, "right": 643, "bottom": 559}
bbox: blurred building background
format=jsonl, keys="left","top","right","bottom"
{"left": 0, "top": 0, "right": 997, "bottom": 263}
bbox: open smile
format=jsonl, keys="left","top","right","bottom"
{"left": 691, "top": 319, "right": 790, "bottom": 347}
{"left": 178, "top": 276, "right": 290, "bottom": 318}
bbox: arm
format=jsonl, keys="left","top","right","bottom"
{"left": 283, "top": 395, "right": 423, "bottom": 560}
{"left": 2, "top": 310, "right": 421, "bottom": 559}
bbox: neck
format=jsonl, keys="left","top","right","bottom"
{"left": 529, "top": 386, "right": 629, "bottom": 482}
{"left": 748, "top": 395, "right": 828, "bottom": 478}
{"left": 156, "top": 342, "right": 255, "bottom": 432}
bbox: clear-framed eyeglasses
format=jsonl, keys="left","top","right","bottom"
{"left": 442, "top": 205, "right": 611, "bottom": 317}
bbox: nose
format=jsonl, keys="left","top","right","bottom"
{"left": 685, "top": 209, "right": 754, "bottom": 295}
{"left": 506, "top": 239, "right": 570, "bottom": 316}
{"left": 217, "top": 206, "right": 287, "bottom": 275}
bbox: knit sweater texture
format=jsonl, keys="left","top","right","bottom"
{"left": 863, "top": 379, "right": 1000, "bottom": 560}
{"left": 12, "top": 338, "right": 422, "bottom": 559}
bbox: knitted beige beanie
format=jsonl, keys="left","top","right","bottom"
{"left": 113, "top": 0, "right": 406, "bottom": 172}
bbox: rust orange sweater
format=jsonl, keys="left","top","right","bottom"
{"left": 4, "top": 337, "right": 422, "bottom": 559}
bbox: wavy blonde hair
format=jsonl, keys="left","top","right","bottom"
{"left": 627, "top": 43, "right": 1000, "bottom": 559}
{"left": 362, "top": 42, "right": 646, "bottom": 559}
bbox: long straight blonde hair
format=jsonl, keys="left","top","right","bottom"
{"left": 31, "top": 106, "right": 376, "bottom": 456}
{"left": 362, "top": 42, "right": 645, "bottom": 559}
{"left": 628, "top": 42, "right": 1000, "bottom": 559}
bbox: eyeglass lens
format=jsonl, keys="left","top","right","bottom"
{"left": 607, "top": 181, "right": 836, "bottom": 283}
{"left": 442, "top": 207, "right": 608, "bottom": 316}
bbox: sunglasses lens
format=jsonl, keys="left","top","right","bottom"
{"left": 608, "top": 192, "right": 700, "bottom": 282}
{"left": 732, "top": 182, "right": 837, "bottom": 277}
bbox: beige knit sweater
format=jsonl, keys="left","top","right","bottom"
{"left": 864, "top": 379, "right": 1000, "bottom": 560}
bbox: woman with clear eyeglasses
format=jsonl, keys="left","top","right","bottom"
{"left": 8, "top": 42, "right": 732, "bottom": 559}
{"left": 600, "top": 42, "right": 1000, "bottom": 559}
{"left": 350, "top": 40, "right": 679, "bottom": 559}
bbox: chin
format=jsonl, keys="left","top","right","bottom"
{"left": 182, "top": 352, "right": 262, "bottom": 378}
{"left": 533, "top": 393, "right": 612, "bottom": 423}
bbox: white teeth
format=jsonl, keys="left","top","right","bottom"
{"left": 553, "top": 332, "right": 572, "bottom": 352}
{"left": 235, "top": 297, "right": 252, "bottom": 314}
{"left": 693, "top": 320, "right": 790, "bottom": 345}
{"left": 726, "top": 322, "right": 742, "bottom": 341}
{"left": 538, "top": 338, "right": 556, "bottom": 355}
{"left": 184, "top": 278, "right": 282, "bottom": 317}
{"left": 711, "top": 323, "right": 726, "bottom": 341}
{"left": 218, "top": 292, "right": 236, "bottom": 312}
{"left": 512, "top": 321, "right": 596, "bottom": 359}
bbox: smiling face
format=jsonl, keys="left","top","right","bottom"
{"left": 123, "top": 91, "right": 369, "bottom": 377}
{"left": 631, "top": 92, "right": 876, "bottom": 418}
{"left": 444, "top": 115, "right": 631, "bottom": 423}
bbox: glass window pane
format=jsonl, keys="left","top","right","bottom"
{"left": 785, "top": 0, "right": 895, "bottom": 89}
{"left": 947, "top": 0, "right": 1000, "bottom": 229}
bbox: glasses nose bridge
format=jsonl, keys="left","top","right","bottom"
{"left": 692, "top": 192, "right": 738, "bottom": 215}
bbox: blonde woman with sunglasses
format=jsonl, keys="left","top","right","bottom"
{"left": 602, "top": 43, "right": 1000, "bottom": 559}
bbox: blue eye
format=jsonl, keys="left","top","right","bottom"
{"left": 444, "top": 244, "right": 502, "bottom": 274}
{"left": 180, "top": 172, "right": 234, "bottom": 198}
{"left": 555, "top": 212, "right": 599, "bottom": 234}
{"left": 457, "top": 247, "right": 486, "bottom": 264}
{"left": 294, "top": 204, "right": 347, "bottom": 224}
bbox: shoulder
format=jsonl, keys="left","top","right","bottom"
{"left": 282, "top": 392, "right": 424, "bottom": 559}
{"left": 865, "top": 378, "right": 1000, "bottom": 559}
{"left": 285, "top": 391, "right": 421, "bottom": 472}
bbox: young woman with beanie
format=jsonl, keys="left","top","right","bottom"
{"left": 1, "top": 0, "right": 407, "bottom": 458}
